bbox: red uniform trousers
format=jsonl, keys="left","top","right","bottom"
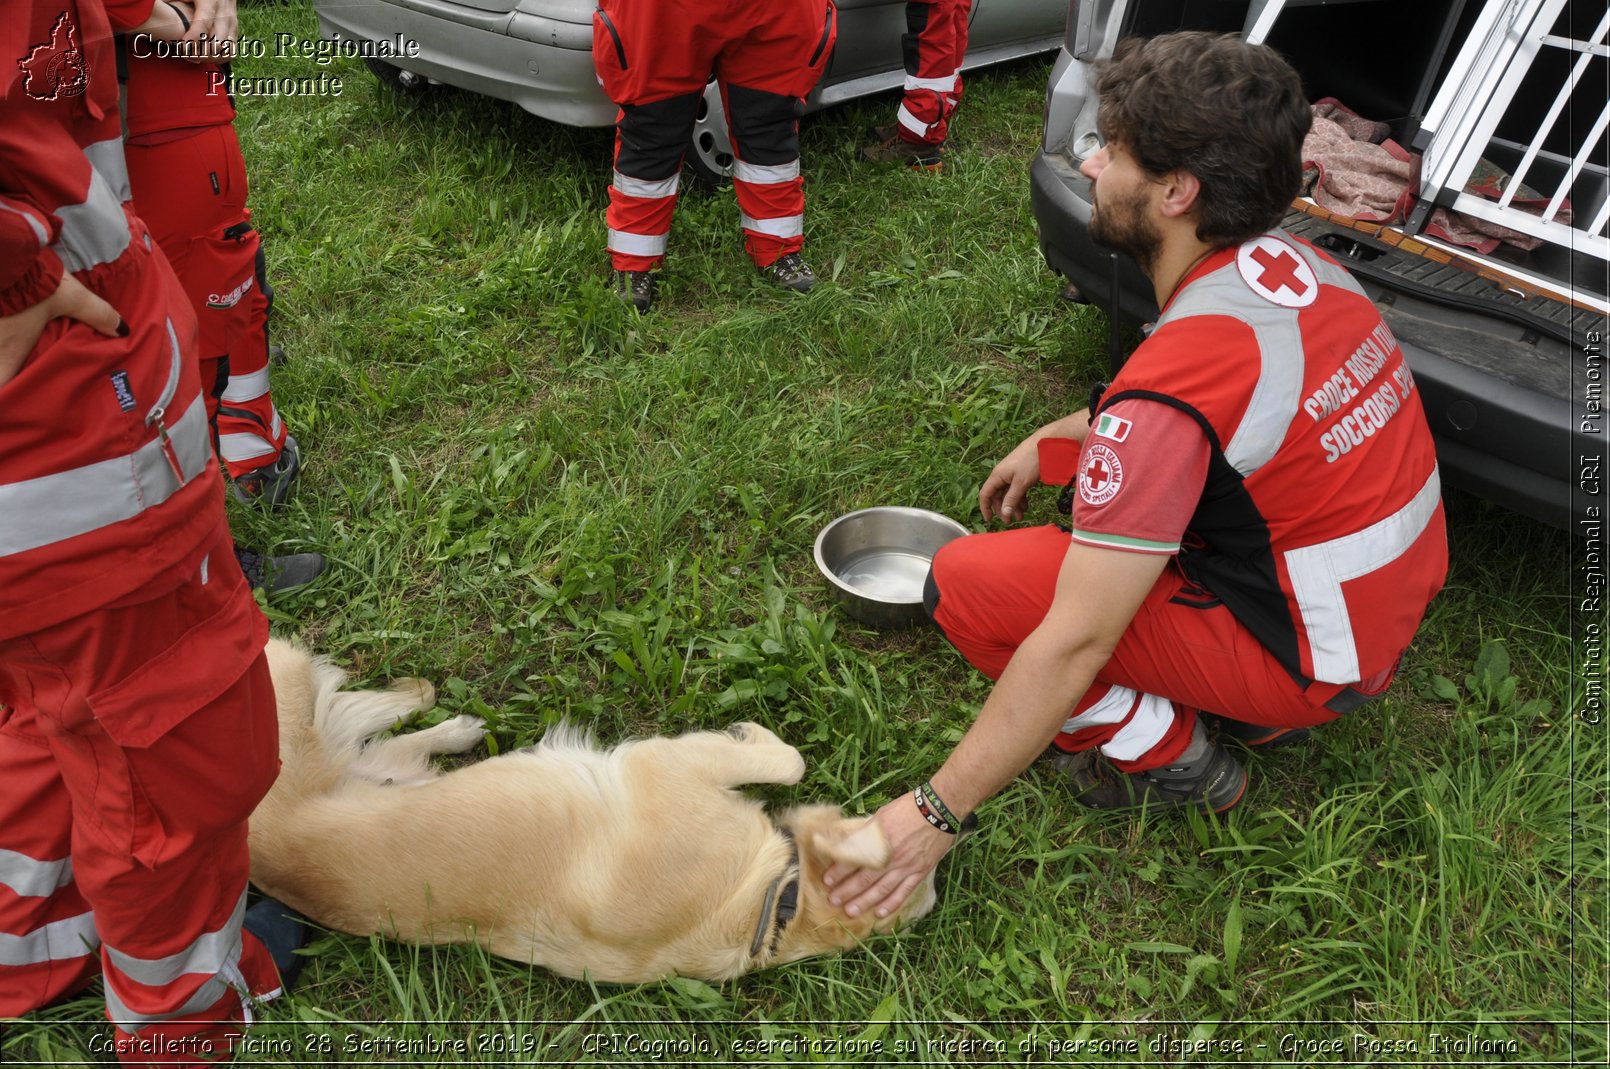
{"left": 927, "top": 525, "right": 1363, "bottom": 771}
{"left": 0, "top": 523, "right": 283, "bottom": 1066}
{"left": 593, "top": 0, "right": 837, "bottom": 271}
{"left": 125, "top": 125, "right": 287, "bottom": 481}
{"left": 896, "top": 0, "right": 971, "bottom": 146}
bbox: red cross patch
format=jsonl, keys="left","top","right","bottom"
{"left": 1237, "top": 236, "right": 1318, "bottom": 308}
{"left": 1078, "top": 443, "right": 1125, "bottom": 507}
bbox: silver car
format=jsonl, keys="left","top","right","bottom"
{"left": 312, "top": 0, "right": 1064, "bottom": 181}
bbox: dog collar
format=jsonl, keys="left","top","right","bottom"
{"left": 748, "top": 829, "right": 800, "bottom": 961}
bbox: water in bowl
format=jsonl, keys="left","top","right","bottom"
{"left": 836, "top": 546, "right": 932, "bottom": 602}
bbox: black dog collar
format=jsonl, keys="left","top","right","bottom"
{"left": 748, "top": 829, "right": 800, "bottom": 960}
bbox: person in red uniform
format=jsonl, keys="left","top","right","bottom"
{"left": 820, "top": 32, "right": 1449, "bottom": 921}
{"left": 593, "top": 0, "right": 838, "bottom": 312}
{"left": 120, "top": 2, "right": 302, "bottom": 505}
{"left": 1, "top": 1, "right": 301, "bottom": 1061}
{"left": 116, "top": 0, "right": 324, "bottom": 592}
{"left": 858, "top": 0, "right": 970, "bottom": 170}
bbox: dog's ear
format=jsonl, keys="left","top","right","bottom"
{"left": 810, "top": 817, "right": 890, "bottom": 869}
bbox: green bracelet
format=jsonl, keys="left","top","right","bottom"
{"left": 913, "top": 781, "right": 976, "bottom": 836}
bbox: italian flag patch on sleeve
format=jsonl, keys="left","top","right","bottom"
{"left": 1093, "top": 413, "right": 1132, "bottom": 442}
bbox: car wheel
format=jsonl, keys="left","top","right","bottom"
{"left": 685, "top": 82, "right": 735, "bottom": 187}
{"left": 365, "top": 57, "right": 431, "bottom": 94}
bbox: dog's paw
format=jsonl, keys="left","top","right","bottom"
{"left": 725, "top": 722, "right": 785, "bottom": 747}
{"left": 388, "top": 677, "right": 436, "bottom": 712}
{"left": 432, "top": 715, "right": 485, "bottom": 753}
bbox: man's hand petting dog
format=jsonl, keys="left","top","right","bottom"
{"left": 823, "top": 794, "right": 954, "bottom": 920}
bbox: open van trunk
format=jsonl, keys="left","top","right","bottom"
{"left": 1033, "top": 0, "right": 1605, "bottom": 527}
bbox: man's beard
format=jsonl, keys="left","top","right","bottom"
{"left": 1089, "top": 184, "right": 1162, "bottom": 275}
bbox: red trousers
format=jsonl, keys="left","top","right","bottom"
{"left": 594, "top": 0, "right": 837, "bottom": 270}
{"left": 928, "top": 526, "right": 1347, "bottom": 770}
{"left": 0, "top": 523, "right": 283, "bottom": 1065}
{"left": 896, "top": 0, "right": 971, "bottom": 146}
{"left": 125, "top": 126, "right": 287, "bottom": 480}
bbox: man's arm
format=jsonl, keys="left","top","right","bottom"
{"left": 822, "top": 538, "right": 1169, "bottom": 918}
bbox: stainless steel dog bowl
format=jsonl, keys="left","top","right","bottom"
{"left": 813, "top": 507, "right": 971, "bottom": 629}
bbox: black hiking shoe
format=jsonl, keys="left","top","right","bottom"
{"left": 243, "top": 896, "right": 311, "bottom": 990}
{"left": 231, "top": 435, "right": 303, "bottom": 508}
{"left": 1047, "top": 721, "right": 1247, "bottom": 814}
{"left": 762, "top": 252, "right": 815, "bottom": 293}
{"left": 614, "top": 269, "right": 656, "bottom": 313}
{"left": 1204, "top": 713, "right": 1313, "bottom": 750}
{"left": 858, "top": 124, "right": 945, "bottom": 170}
{"left": 234, "top": 548, "right": 325, "bottom": 594}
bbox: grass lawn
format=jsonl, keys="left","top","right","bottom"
{"left": 8, "top": 2, "right": 1605, "bottom": 1064}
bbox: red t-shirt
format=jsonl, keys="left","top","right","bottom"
{"left": 1068, "top": 399, "right": 1210, "bottom": 555}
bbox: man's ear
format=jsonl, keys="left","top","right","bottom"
{"left": 1159, "top": 168, "right": 1201, "bottom": 219}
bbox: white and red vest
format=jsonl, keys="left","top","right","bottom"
{"left": 1100, "top": 231, "right": 1449, "bottom": 686}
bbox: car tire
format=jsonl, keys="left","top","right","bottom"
{"left": 365, "top": 57, "right": 431, "bottom": 94}
{"left": 685, "top": 82, "right": 735, "bottom": 188}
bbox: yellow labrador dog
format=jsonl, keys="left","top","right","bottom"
{"left": 248, "top": 639, "right": 936, "bottom": 982}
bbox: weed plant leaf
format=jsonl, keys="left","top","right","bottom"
{"left": 1429, "top": 674, "right": 1461, "bottom": 702}
{"left": 663, "top": 976, "right": 729, "bottom": 1011}
{"left": 857, "top": 993, "right": 900, "bottom": 1043}
{"left": 1223, "top": 895, "right": 1243, "bottom": 977}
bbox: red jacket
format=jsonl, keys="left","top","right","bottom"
{"left": 1100, "top": 232, "right": 1448, "bottom": 686}
{"left": 0, "top": 0, "right": 224, "bottom": 640}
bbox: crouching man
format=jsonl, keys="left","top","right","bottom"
{"left": 822, "top": 32, "right": 1448, "bottom": 919}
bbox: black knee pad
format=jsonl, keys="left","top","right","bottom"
{"left": 616, "top": 91, "right": 704, "bottom": 180}
{"left": 724, "top": 84, "right": 800, "bottom": 166}
{"left": 902, "top": 1, "right": 932, "bottom": 74}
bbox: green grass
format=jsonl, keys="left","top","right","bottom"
{"left": 7, "top": 2, "right": 1604, "bottom": 1064}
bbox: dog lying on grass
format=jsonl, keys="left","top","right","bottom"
{"left": 248, "top": 639, "right": 936, "bottom": 982}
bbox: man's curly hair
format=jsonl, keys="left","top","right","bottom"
{"left": 1096, "top": 32, "right": 1311, "bottom": 248}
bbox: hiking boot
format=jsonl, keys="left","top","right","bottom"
{"left": 1047, "top": 720, "right": 1247, "bottom": 814}
{"left": 243, "top": 895, "right": 311, "bottom": 990}
{"left": 1204, "top": 712, "right": 1312, "bottom": 750}
{"left": 231, "top": 435, "right": 303, "bottom": 507}
{"left": 858, "top": 124, "right": 945, "bottom": 171}
{"left": 614, "top": 269, "right": 656, "bottom": 313}
{"left": 234, "top": 547, "right": 325, "bottom": 594}
{"left": 763, "top": 252, "right": 815, "bottom": 293}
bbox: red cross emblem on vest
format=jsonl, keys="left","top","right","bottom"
{"left": 1237, "top": 236, "right": 1318, "bottom": 308}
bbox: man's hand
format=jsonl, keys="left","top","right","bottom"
{"left": 979, "top": 433, "right": 1043, "bottom": 524}
{"left": 821, "top": 793, "right": 955, "bottom": 920}
{"left": 979, "top": 409, "right": 1094, "bottom": 523}
{"left": 127, "top": 0, "right": 192, "bottom": 41}
{"left": 0, "top": 275, "right": 124, "bottom": 389}
{"left": 182, "top": 0, "right": 237, "bottom": 61}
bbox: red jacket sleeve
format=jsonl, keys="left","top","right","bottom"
{"left": 0, "top": 197, "right": 65, "bottom": 316}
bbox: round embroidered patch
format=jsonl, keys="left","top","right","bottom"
{"left": 1078, "top": 442, "right": 1124, "bottom": 507}
{"left": 1237, "top": 235, "right": 1318, "bottom": 308}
